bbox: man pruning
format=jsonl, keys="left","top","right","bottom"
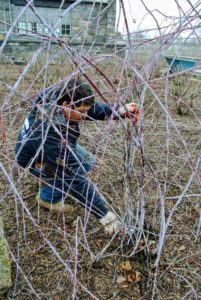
{"left": 15, "top": 78, "right": 139, "bottom": 235}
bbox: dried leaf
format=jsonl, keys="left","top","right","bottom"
{"left": 54, "top": 296, "right": 61, "bottom": 300}
{"left": 116, "top": 276, "right": 127, "bottom": 284}
{"left": 32, "top": 251, "right": 41, "bottom": 257}
{"left": 127, "top": 274, "right": 133, "bottom": 283}
{"left": 135, "top": 271, "right": 141, "bottom": 283}
{"left": 139, "top": 239, "right": 145, "bottom": 248}
{"left": 121, "top": 284, "right": 129, "bottom": 288}
{"left": 107, "top": 259, "right": 113, "bottom": 266}
{"left": 194, "top": 206, "right": 201, "bottom": 214}
{"left": 127, "top": 271, "right": 141, "bottom": 283}
{"left": 120, "top": 260, "right": 132, "bottom": 271}
{"left": 95, "top": 239, "right": 103, "bottom": 246}
{"left": 178, "top": 245, "right": 185, "bottom": 251}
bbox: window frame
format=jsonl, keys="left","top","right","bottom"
{"left": 17, "top": 21, "right": 26, "bottom": 34}
{"left": 61, "top": 23, "right": 71, "bottom": 36}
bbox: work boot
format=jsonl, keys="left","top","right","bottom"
{"left": 36, "top": 194, "right": 74, "bottom": 214}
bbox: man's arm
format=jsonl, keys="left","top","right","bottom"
{"left": 87, "top": 102, "right": 115, "bottom": 120}
{"left": 87, "top": 101, "right": 140, "bottom": 125}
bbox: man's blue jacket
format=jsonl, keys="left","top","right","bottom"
{"left": 15, "top": 96, "right": 115, "bottom": 219}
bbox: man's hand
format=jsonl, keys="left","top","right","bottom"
{"left": 118, "top": 103, "right": 140, "bottom": 124}
{"left": 99, "top": 211, "right": 121, "bottom": 235}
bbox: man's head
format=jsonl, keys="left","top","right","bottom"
{"left": 57, "top": 78, "right": 94, "bottom": 121}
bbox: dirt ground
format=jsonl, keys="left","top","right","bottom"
{"left": 0, "top": 61, "right": 200, "bottom": 300}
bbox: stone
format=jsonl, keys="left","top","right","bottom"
{"left": 0, "top": 216, "right": 12, "bottom": 291}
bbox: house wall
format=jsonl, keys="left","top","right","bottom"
{"left": 0, "top": 0, "right": 10, "bottom": 36}
{"left": 0, "top": 0, "right": 120, "bottom": 61}
{"left": 0, "top": 0, "right": 116, "bottom": 44}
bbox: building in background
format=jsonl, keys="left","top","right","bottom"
{"left": 0, "top": 0, "right": 118, "bottom": 56}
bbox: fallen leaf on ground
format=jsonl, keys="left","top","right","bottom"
{"left": 127, "top": 271, "right": 141, "bottom": 283}
{"left": 95, "top": 239, "right": 103, "bottom": 246}
{"left": 121, "top": 284, "right": 129, "bottom": 288}
{"left": 116, "top": 276, "right": 127, "bottom": 284}
{"left": 120, "top": 260, "right": 132, "bottom": 271}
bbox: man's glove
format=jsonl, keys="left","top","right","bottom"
{"left": 118, "top": 103, "right": 140, "bottom": 124}
{"left": 99, "top": 211, "right": 121, "bottom": 235}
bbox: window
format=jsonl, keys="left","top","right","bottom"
{"left": 36, "top": 24, "right": 43, "bottom": 33}
{"left": 61, "top": 24, "right": 70, "bottom": 36}
{"left": 17, "top": 22, "right": 26, "bottom": 34}
{"left": 31, "top": 23, "right": 37, "bottom": 32}
{"left": 27, "top": 22, "right": 38, "bottom": 33}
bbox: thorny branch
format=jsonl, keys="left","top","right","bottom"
{"left": 0, "top": 0, "right": 200, "bottom": 299}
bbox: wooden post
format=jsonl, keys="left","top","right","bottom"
{"left": 0, "top": 216, "right": 12, "bottom": 291}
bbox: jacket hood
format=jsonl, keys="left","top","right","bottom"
{"left": 32, "top": 85, "right": 67, "bottom": 127}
